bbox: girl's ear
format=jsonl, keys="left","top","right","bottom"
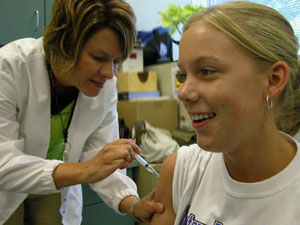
{"left": 267, "top": 61, "right": 290, "bottom": 98}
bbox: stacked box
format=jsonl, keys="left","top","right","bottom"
{"left": 117, "top": 71, "right": 157, "bottom": 93}
{"left": 117, "top": 98, "right": 178, "bottom": 132}
{"left": 133, "top": 163, "right": 162, "bottom": 225}
{"left": 145, "top": 62, "right": 193, "bottom": 131}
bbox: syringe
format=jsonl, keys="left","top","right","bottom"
{"left": 135, "top": 154, "right": 159, "bottom": 177}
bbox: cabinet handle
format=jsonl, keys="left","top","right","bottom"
{"left": 35, "top": 10, "right": 39, "bottom": 31}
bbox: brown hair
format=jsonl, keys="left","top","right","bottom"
{"left": 43, "top": 0, "right": 136, "bottom": 74}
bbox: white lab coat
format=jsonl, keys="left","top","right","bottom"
{"left": 0, "top": 38, "right": 138, "bottom": 224}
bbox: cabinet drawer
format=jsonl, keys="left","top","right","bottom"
{"left": 82, "top": 203, "right": 134, "bottom": 225}
{"left": 82, "top": 183, "right": 103, "bottom": 206}
{"left": 82, "top": 162, "right": 138, "bottom": 206}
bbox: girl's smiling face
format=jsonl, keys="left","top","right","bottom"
{"left": 56, "top": 28, "right": 124, "bottom": 97}
{"left": 178, "top": 22, "right": 269, "bottom": 153}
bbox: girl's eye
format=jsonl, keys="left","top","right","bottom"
{"left": 176, "top": 72, "right": 187, "bottom": 84}
{"left": 175, "top": 69, "right": 216, "bottom": 84}
{"left": 199, "top": 69, "right": 215, "bottom": 76}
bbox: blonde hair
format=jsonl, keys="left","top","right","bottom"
{"left": 184, "top": 1, "right": 300, "bottom": 136}
{"left": 43, "top": 0, "right": 136, "bottom": 74}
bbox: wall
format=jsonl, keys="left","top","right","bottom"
{"left": 126, "top": 0, "right": 195, "bottom": 61}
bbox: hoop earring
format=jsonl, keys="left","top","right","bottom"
{"left": 266, "top": 95, "right": 273, "bottom": 109}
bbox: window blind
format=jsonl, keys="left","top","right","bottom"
{"left": 208, "top": 0, "right": 300, "bottom": 53}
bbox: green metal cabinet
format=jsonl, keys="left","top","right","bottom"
{"left": 0, "top": 0, "right": 54, "bottom": 45}
{"left": 45, "top": 0, "right": 55, "bottom": 26}
{"left": 81, "top": 161, "right": 139, "bottom": 225}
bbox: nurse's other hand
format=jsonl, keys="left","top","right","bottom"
{"left": 134, "top": 188, "right": 164, "bottom": 222}
{"left": 83, "top": 139, "right": 141, "bottom": 183}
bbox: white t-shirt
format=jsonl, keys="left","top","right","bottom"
{"left": 173, "top": 132, "right": 300, "bottom": 225}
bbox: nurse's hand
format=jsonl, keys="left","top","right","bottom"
{"left": 53, "top": 139, "right": 140, "bottom": 189}
{"left": 119, "top": 189, "right": 164, "bottom": 223}
{"left": 83, "top": 139, "right": 141, "bottom": 183}
{"left": 134, "top": 189, "right": 164, "bottom": 222}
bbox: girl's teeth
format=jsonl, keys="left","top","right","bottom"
{"left": 191, "top": 113, "right": 215, "bottom": 121}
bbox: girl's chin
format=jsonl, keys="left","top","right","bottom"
{"left": 196, "top": 137, "right": 217, "bottom": 152}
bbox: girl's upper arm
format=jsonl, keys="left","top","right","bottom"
{"left": 151, "top": 152, "right": 177, "bottom": 225}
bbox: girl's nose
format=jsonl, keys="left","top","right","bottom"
{"left": 177, "top": 75, "right": 199, "bottom": 104}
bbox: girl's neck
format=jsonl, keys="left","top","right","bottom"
{"left": 223, "top": 131, "right": 296, "bottom": 183}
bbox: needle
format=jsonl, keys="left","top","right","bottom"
{"left": 135, "top": 154, "right": 159, "bottom": 177}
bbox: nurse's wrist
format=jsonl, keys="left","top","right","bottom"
{"left": 119, "top": 195, "right": 139, "bottom": 215}
{"left": 76, "top": 160, "right": 93, "bottom": 183}
{"left": 128, "top": 199, "right": 143, "bottom": 222}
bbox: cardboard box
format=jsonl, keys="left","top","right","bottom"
{"left": 117, "top": 98, "right": 178, "bottom": 132}
{"left": 133, "top": 163, "right": 162, "bottom": 225}
{"left": 178, "top": 100, "right": 193, "bottom": 131}
{"left": 145, "top": 62, "right": 193, "bottom": 131}
{"left": 119, "top": 47, "right": 143, "bottom": 72}
{"left": 134, "top": 163, "right": 161, "bottom": 198}
{"left": 144, "top": 62, "right": 180, "bottom": 98}
{"left": 117, "top": 71, "right": 157, "bottom": 93}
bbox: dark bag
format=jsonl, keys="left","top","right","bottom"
{"left": 138, "top": 26, "right": 173, "bottom": 66}
{"left": 118, "top": 118, "right": 130, "bottom": 139}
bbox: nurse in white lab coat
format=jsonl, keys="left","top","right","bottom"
{"left": 0, "top": 0, "right": 163, "bottom": 224}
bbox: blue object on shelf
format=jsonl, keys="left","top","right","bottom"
{"left": 118, "top": 91, "right": 160, "bottom": 101}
